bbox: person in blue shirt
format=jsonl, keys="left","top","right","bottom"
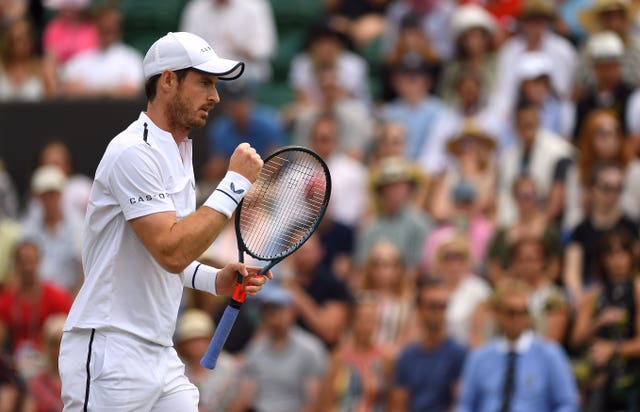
{"left": 382, "top": 53, "right": 452, "bottom": 165}
{"left": 457, "top": 279, "right": 579, "bottom": 412}
{"left": 200, "top": 80, "right": 287, "bottom": 203}
{"left": 389, "top": 278, "right": 467, "bottom": 412}
{"left": 207, "top": 80, "right": 286, "bottom": 160}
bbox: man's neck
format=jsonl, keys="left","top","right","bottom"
{"left": 145, "top": 105, "right": 189, "bottom": 146}
{"left": 422, "top": 328, "right": 446, "bottom": 349}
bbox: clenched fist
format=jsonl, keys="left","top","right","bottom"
{"left": 228, "top": 143, "right": 263, "bottom": 183}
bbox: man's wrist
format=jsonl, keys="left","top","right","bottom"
{"left": 183, "top": 262, "right": 219, "bottom": 295}
{"left": 203, "top": 171, "right": 252, "bottom": 218}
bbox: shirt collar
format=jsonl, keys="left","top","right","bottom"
{"left": 138, "top": 112, "right": 192, "bottom": 171}
{"left": 138, "top": 112, "right": 190, "bottom": 145}
{"left": 498, "top": 330, "right": 535, "bottom": 354}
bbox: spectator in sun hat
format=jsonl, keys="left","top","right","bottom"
{"left": 574, "top": 31, "right": 635, "bottom": 138}
{"left": 575, "top": 0, "right": 640, "bottom": 90}
{"left": 439, "top": 4, "right": 499, "bottom": 107}
{"left": 355, "top": 156, "right": 432, "bottom": 277}
{"left": 175, "top": 309, "right": 242, "bottom": 412}
{"left": 430, "top": 122, "right": 498, "bottom": 223}
{"left": 20, "top": 165, "right": 84, "bottom": 294}
{"left": 493, "top": 0, "right": 577, "bottom": 113}
{"left": 511, "top": 51, "right": 575, "bottom": 138}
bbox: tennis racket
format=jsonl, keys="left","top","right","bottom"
{"left": 201, "top": 146, "right": 331, "bottom": 369}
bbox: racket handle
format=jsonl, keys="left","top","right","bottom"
{"left": 200, "top": 304, "right": 240, "bottom": 369}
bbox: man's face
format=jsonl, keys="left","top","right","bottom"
{"left": 599, "top": 9, "right": 627, "bottom": 35}
{"left": 496, "top": 293, "right": 531, "bottom": 340}
{"left": 15, "top": 243, "right": 39, "bottom": 282}
{"left": 593, "top": 60, "right": 622, "bottom": 88}
{"left": 592, "top": 168, "right": 624, "bottom": 208}
{"left": 309, "top": 119, "right": 337, "bottom": 159}
{"left": 167, "top": 70, "right": 220, "bottom": 131}
{"left": 511, "top": 242, "right": 545, "bottom": 283}
{"left": 417, "top": 286, "right": 449, "bottom": 331}
{"left": 263, "top": 304, "right": 294, "bottom": 338}
{"left": 515, "top": 107, "right": 539, "bottom": 145}
{"left": 520, "top": 16, "right": 548, "bottom": 41}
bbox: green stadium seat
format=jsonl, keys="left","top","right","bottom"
{"left": 120, "top": 0, "right": 189, "bottom": 55}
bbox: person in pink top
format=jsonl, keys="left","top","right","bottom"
{"left": 42, "top": 0, "right": 99, "bottom": 65}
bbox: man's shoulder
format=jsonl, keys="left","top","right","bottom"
{"left": 530, "top": 336, "right": 569, "bottom": 363}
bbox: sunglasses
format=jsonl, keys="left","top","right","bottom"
{"left": 596, "top": 183, "right": 623, "bottom": 194}
{"left": 422, "top": 301, "right": 448, "bottom": 311}
{"left": 501, "top": 306, "right": 529, "bottom": 318}
{"left": 515, "top": 191, "right": 537, "bottom": 202}
{"left": 441, "top": 252, "right": 467, "bottom": 262}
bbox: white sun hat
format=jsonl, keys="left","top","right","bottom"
{"left": 143, "top": 32, "right": 245, "bottom": 81}
{"left": 586, "top": 31, "right": 625, "bottom": 61}
{"left": 450, "top": 4, "right": 497, "bottom": 39}
{"left": 516, "top": 51, "right": 553, "bottom": 81}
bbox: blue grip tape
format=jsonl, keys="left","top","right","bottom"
{"left": 200, "top": 306, "right": 240, "bottom": 369}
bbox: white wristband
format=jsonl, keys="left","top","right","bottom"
{"left": 203, "top": 171, "right": 252, "bottom": 218}
{"left": 183, "top": 261, "right": 219, "bottom": 295}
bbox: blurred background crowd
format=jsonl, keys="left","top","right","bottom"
{"left": 2, "top": 0, "right": 640, "bottom": 411}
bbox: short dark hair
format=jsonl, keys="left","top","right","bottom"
{"left": 587, "top": 161, "right": 623, "bottom": 187}
{"left": 415, "top": 277, "right": 448, "bottom": 306}
{"left": 144, "top": 68, "right": 191, "bottom": 101}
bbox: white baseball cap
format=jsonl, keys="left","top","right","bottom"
{"left": 143, "top": 32, "right": 245, "bottom": 81}
{"left": 587, "top": 31, "right": 625, "bottom": 61}
{"left": 31, "top": 165, "right": 66, "bottom": 195}
{"left": 450, "top": 5, "right": 496, "bottom": 39}
{"left": 516, "top": 51, "right": 553, "bottom": 81}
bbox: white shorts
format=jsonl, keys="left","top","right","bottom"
{"left": 59, "top": 328, "right": 199, "bottom": 412}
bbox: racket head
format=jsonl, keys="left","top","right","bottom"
{"left": 234, "top": 146, "right": 331, "bottom": 262}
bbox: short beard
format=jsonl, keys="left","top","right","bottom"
{"left": 166, "top": 86, "right": 202, "bottom": 134}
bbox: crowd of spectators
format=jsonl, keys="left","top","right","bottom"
{"left": 3, "top": 0, "right": 640, "bottom": 411}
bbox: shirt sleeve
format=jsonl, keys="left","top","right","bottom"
{"left": 552, "top": 157, "right": 573, "bottom": 182}
{"left": 393, "top": 349, "right": 411, "bottom": 387}
{"left": 108, "top": 145, "right": 175, "bottom": 221}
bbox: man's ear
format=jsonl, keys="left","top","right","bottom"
{"left": 158, "top": 70, "right": 177, "bottom": 94}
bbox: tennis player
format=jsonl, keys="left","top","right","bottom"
{"left": 58, "top": 32, "right": 269, "bottom": 411}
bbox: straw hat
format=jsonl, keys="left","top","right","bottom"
{"left": 579, "top": 0, "right": 639, "bottom": 33}
{"left": 518, "top": 0, "right": 556, "bottom": 19}
{"left": 370, "top": 156, "right": 422, "bottom": 190}
{"left": 176, "top": 309, "right": 214, "bottom": 343}
{"left": 446, "top": 123, "right": 496, "bottom": 157}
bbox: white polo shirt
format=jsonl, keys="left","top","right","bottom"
{"left": 64, "top": 112, "right": 196, "bottom": 346}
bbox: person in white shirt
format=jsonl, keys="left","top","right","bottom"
{"left": 180, "top": 0, "right": 277, "bottom": 84}
{"left": 492, "top": 0, "right": 577, "bottom": 117}
{"left": 497, "top": 101, "right": 574, "bottom": 225}
{"left": 61, "top": 5, "right": 144, "bottom": 98}
{"left": 58, "top": 32, "right": 269, "bottom": 412}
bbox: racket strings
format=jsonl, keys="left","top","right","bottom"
{"left": 239, "top": 151, "right": 328, "bottom": 259}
